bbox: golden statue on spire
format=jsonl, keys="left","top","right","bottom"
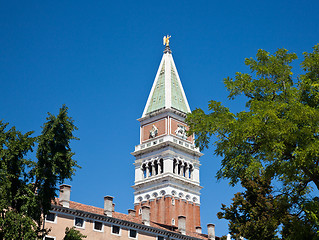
{"left": 163, "top": 35, "right": 171, "bottom": 47}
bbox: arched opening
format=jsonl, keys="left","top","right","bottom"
{"left": 148, "top": 162, "right": 152, "bottom": 177}
{"left": 173, "top": 159, "right": 177, "bottom": 174}
{"left": 142, "top": 164, "right": 147, "bottom": 178}
{"left": 160, "top": 159, "right": 164, "bottom": 174}
{"left": 189, "top": 165, "right": 193, "bottom": 179}
{"left": 183, "top": 163, "right": 186, "bottom": 177}
{"left": 154, "top": 160, "right": 159, "bottom": 175}
{"left": 177, "top": 160, "right": 182, "bottom": 175}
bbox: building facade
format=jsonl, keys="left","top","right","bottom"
{"left": 45, "top": 42, "right": 217, "bottom": 240}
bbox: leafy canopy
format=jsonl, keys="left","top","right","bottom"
{"left": 0, "top": 105, "right": 79, "bottom": 239}
{"left": 187, "top": 45, "right": 319, "bottom": 189}
{"left": 63, "top": 227, "right": 87, "bottom": 240}
{"left": 186, "top": 44, "right": 319, "bottom": 239}
{"left": 217, "top": 174, "right": 284, "bottom": 240}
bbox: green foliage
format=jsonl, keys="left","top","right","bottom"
{"left": 217, "top": 174, "right": 285, "bottom": 240}
{"left": 63, "top": 227, "right": 87, "bottom": 240}
{"left": 0, "top": 210, "right": 37, "bottom": 240}
{"left": 281, "top": 198, "right": 319, "bottom": 240}
{"left": 34, "top": 105, "right": 79, "bottom": 224}
{"left": 0, "top": 105, "right": 79, "bottom": 239}
{"left": 186, "top": 44, "right": 319, "bottom": 239}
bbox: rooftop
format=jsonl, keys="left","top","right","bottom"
{"left": 52, "top": 198, "right": 218, "bottom": 240}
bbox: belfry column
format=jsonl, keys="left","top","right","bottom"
{"left": 163, "top": 155, "right": 174, "bottom": 174}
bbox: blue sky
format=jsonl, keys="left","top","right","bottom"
{"left": 1, "top": 0, "right": 318, "bottom": 237}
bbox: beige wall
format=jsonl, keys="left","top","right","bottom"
{"left": 45, "top": 213, "right": 159, "bottom": 240}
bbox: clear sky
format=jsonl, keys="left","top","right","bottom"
{"left": 1, "top": 0, "right": 318, "bottom": 237}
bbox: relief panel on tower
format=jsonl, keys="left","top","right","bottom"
{"left": 170, "top": 118, "right": 194, "bottom": 143}
{"left": 141, "top": 118, "right": 166, "bottom": 142}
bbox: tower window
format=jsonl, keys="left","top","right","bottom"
{"left": 172, "top": 218, "right": 175, "bottom": 225}
{"left": 148, "top": 162, "right": 152, "bottom": 176}
{"left": 172, "top": 198, "right": 175, "bottom": 206}
{"left": 173, "top": 159, "right": 177, "bottom": 173}
{"left": 154, "top": 160, "right": 159, "bottom": 175}
{"left": 142, "top": 164, "right": 147, "bottom": 178}
{"left": 160, "top": 159, "right": 164, "bottom": 174}
{"left": 189, "top": 165, "right": 193, "bottom": 179}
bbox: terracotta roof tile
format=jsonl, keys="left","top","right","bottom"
{"left": 53, "top": 199, "right": 208, "bottom": 239}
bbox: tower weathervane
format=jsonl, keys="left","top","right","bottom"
{"left": 163, "top": 35, "right": 171, "bottom": 47}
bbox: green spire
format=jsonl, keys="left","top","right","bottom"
{"left": 142, "top": 50, "right": 191, "bottom": 117}
{"left": 145, "top": 63, "right": 166, "bottom": 114}
{"left": 171, "top": 63, "right": 188, "bottom": 113}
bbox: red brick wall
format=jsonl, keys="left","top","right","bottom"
{"left": 141, "top": 118, "right": 166, "bottom": 142}
{"left": 170, "top": 118, "right": 194, "bottom": 143}
{"left": 134, "top": 197, "right": 200, "bottom": 233}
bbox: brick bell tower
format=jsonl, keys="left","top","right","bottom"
{"left": 132, "top": 37, "right": 203, "bottom": 233}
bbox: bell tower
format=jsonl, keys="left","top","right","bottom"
{"left": 132, "top": 38, "right": 203, "bottom": 233}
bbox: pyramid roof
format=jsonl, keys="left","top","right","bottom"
{"left": 142, "top": 46, "right": 191, "bottom": 117}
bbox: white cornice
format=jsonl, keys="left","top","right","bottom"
{"left": 132, "top": 135, "right": 203, "bottom": 157}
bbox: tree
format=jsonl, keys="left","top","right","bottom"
{"left": 217, "top": 173, "right": 286, "bottom": 240}
{"left": 281, "top": 197, "right": 319, "bottom": 240}
{"left": 0, "top": 105, "right": 79, "bottom": 239}
{"left": 0, "top": 121, "right": 37, "bottom": 239}
{"left": 63, "top": 227, "right": 86, "bottom": 240}
{"left": 186, "top": 44, "right": 319, "bottom": 238}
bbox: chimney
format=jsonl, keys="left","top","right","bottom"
{"left": 59, "top": 184, "right": 71, "bottom": 208}
{"left": 178, "top": 216, "right": 186, "bottom": 235}
{"left": 141, "top": 205, "right": 150, "bottom": 226}
{"left": 104, "top": 196, "right": 113, "bottom": 217}
{"left": 195, "top": 226, "right": 202, "bottom": 234}
{"left": 128, "top": 209, "right": 136, "bottom": 217}
{"left": 207, "top": 224, "right": 215, "bottom": 240}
